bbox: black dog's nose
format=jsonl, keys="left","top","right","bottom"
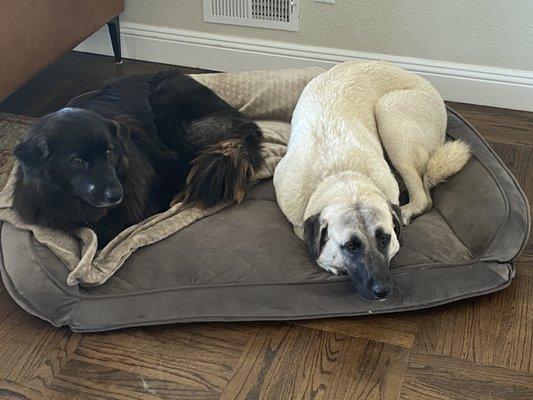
{"left": 103, "top": 188, "right": 123, "bottom": 204}
{"left": 371, "top": 282, "right": 392, "bottom": 299}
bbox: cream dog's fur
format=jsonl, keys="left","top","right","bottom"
{"left": 274, "top": 61, "right": 470, "bottom": 299}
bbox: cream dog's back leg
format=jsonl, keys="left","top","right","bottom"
{"left": 374, "top": 88, "right": 447, "bottom": 224}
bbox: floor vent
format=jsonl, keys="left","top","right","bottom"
{"left": 203, "top": 0, "right": 299, "bottom": 31}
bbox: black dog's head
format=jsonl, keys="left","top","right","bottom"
{"left": 14, "top": 108, "right": 128, "bottom": 208}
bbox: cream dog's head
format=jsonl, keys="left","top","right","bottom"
{"left": 303, "top": 198, "right": 402, "bottom": 300}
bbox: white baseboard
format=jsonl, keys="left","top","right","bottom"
{"left": 75, "top": 22, "right": 533, "bottom": 111}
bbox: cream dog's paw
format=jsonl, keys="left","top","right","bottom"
{"left": 400, "top": 206, "right": 413, "bottom": 225}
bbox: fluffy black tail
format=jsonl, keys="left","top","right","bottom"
{"left": 184, "top": 121, "right": 263, "bottom": 208}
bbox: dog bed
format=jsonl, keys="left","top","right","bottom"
{"left": 0, "top": 68, "right": 529, "bottom": 332}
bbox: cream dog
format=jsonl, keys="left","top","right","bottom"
{"left": 274, "top": 61, "right": 470, "bottom": 299}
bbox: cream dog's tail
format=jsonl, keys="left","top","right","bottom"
{"left": 423, "top": 140, "right": 471, "bottom": 189}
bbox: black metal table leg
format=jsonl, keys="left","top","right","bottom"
{"left": 107, "top": 16, "right": 122, "bottom": 64}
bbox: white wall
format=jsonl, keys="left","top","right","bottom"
{"left": 75, "top": 0, "right": 533, "bottom": 110}
{"left": 122, "top": 0, "right": 533, "bottom": 70}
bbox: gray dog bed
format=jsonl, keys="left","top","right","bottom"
{"left": 0, "top": 107, "right": 529, "bottom": 332}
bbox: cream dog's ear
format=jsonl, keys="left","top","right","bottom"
{"left": 303, "top": 213, "right": 329, "bottom": 260}
{"left": 390, "top": 203, "right": 403, "bottom": 241}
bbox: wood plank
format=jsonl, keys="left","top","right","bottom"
{"left": 0, "top": 378, "right": 45, "bottom": 400}
{"left": 18, "top": 334, "right": 81, "bottom": 400}
{"left": 517, "top": 255, "right": 533, "bottom": 277}
{"left": 0, "top": 289, "right": 73, "bottom": 383}
{"left": 24, "top": 324, "right": 255, "bottom": 400}
{"left": 220, "top": 323, "right": 410, "bottom": 400}
{"left": 220, "top": 323, "right": 341, "bottom": 400}
{"left": 413, "top": 272, "right": 533, "bottom": 373}
{"left": 323, "top": 337, "right": 409, "bottom": 400}
{"left": 28, "top": 358, "right": 175, "bottom": 400}
{"left": 292, "top": 314, "right": 419, "bottom": 348}
{"left": 27, "top": 335, "right": 189, "bottom": 400}
{"left": 73, "top": 324, "right": 255, "bottom": 391}
{"left": 400, "top": 353, "right": 533, "bottom": 400}
{"left": 447, "top": 101, "right": 533, "bottom": 146}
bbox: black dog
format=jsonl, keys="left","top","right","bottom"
{"left": 12, "top": 71, "right": 263, "bottom": 246}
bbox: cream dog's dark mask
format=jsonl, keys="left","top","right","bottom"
{"left": 304, "top": 200, "right": 402, "bottom": 300}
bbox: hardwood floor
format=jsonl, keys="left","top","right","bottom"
{"left": 0, "top": 52, "right": 211, "bottom": 118}
{"left": 0, "top": 52, "right": 531, "bottom": 400}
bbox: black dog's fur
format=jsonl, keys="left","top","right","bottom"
{"left": 12, "top": 71, "right": 263, "bottom": 246}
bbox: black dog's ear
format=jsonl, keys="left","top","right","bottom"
{"left": 303, "top": 213, "right": 328, "bottom": 260}
{"left": 108, "top": 117, "right": 131, "bottom": 144}
{"left": 13, "top": 133, "right": 50, "bottom": 170}
{"left": 390, "top": 203, "right": 403, "bottom": 240}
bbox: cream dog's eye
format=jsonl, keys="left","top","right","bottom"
{"left": 344, "top": 238, "right": 362, "bottom": 252}
{"left": 376, "top": 230, "right": 391, "bottom": 247}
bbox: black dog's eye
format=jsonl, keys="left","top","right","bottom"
{"left": 104, "top": 149, "right": 113, "bottom": 159}
{"left": 376, "top": 229, "right": 391, "bottom": 247}
{"left": 71, "top": 156, "right": 85, "bottom": 167}
{"left": 343, "top": 238, "right": 362, "bottom": 252}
